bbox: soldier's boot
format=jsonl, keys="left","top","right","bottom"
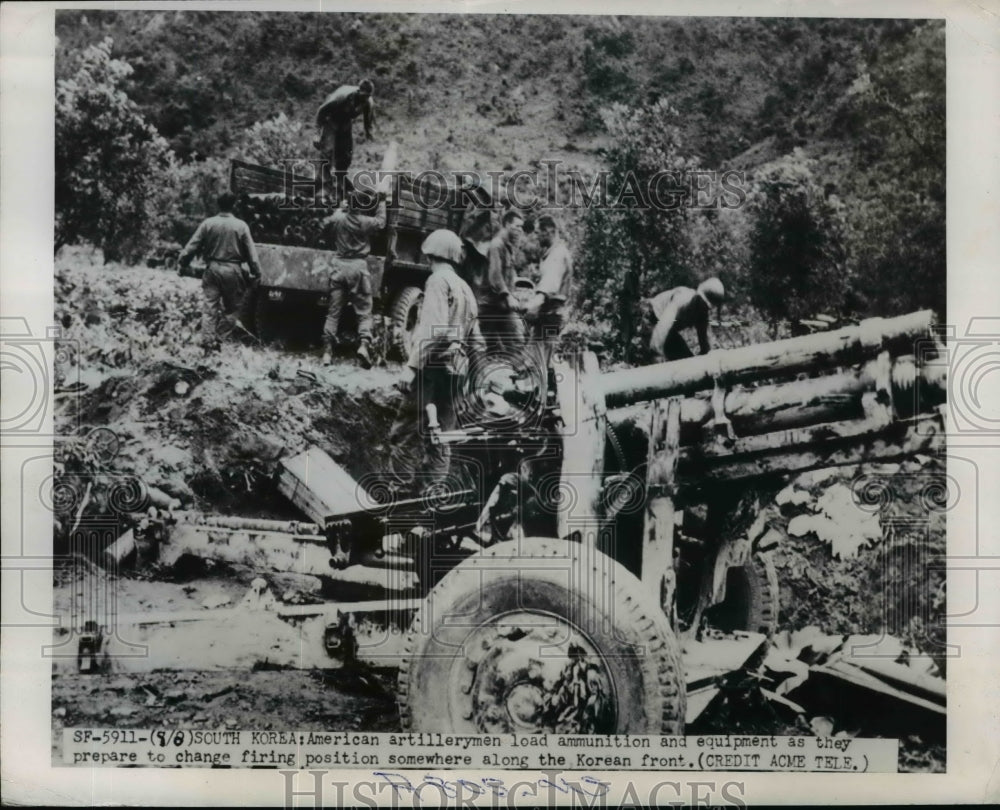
{"left": 356, "top": 339, "right": 373, "bottom": 370}
{"left": 321, "top": 336, "right": 336, "bottom": 366}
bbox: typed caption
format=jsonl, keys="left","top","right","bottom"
{"left": 64, "top": 730, "right": 898, "bottom": 772}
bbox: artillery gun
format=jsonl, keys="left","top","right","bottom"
{"left": 66, "top": 311, "right": 946, "bottom": 734}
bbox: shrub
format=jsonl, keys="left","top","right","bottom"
{"left": 55, "top": 37, "right": 175, "bottom": 263}
{"left": 158, "top": 157, "right": 230, "bottom": 246}
{"left": 745, "top": 155, "right": 850, "bottom": 328}
{"left": 837, "top": 22, "right": 945, "bottom": 317}
{"left": 232, "top": 112, "right": 311, "bottom": 168}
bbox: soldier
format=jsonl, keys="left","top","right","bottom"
{"left": 387, "top": 229, "right": 485, "bottom": 496}
{"left": 177, "top": 192, "right": 261, "bottom": 353}
{"left": 315, "top": 80, "right": 375, "bottom": 198}
{"left": 523, "top": 214, "right": 573, "bottom": 377}
{"left": 479, "top": 210, "right": 526, "bottom": 351}
{"left": 647, "top": 277, "right": 726, "bottom": 361}
{"left": 456, "top": 206, "right": 493, "bottom": 302}
{"left": 320, "top": 187, "right": 387, "bottom": 368}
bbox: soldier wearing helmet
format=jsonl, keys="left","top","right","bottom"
{"left": 387, "top": 230, "right": 485, "bottom": 494}
{"left": 647, "top": 277, "right": 726, "bottom": 361}
{"left": 314, "top": 79, "right": 376, "bottom": 198}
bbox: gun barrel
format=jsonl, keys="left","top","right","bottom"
{"left": 174, "top": 513, "right": 321, "bottom": 536}
{"left": 600, "top": 310, "right": 937, "bottom": 409}
{"left": 609, "top": 355, "right": 947, "bottom": 445}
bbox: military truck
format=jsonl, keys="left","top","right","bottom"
{"left": 230, "top": 148, "right": 492, "bottom": 357}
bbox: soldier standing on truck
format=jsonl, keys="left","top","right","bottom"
{"left": 523, "top": 214, "right": 573, "bottom": 378}
{"left": 387, "top": 229, "right": 485, "bottom": 496}
{"left": 479, "top": 210, "right": 526, "bottom": 351}
{"left": 314, "top": 80, "right": 375, "bottom": 199}
{"left": 177, "top": 192, "right": 261, "bottom": 353}
{"left": 647, "top": 277, "right": 726, "bottom": 361}
{"left": 320, "top": 187, "right": 388, "bottom": 368}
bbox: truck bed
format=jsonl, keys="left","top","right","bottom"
{"left": 231, "top": 158, "right": 480, "bottom": 240}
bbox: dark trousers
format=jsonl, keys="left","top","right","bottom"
{"left": 387, "top": 367, "right": 459, "bottom": 496}
{"left": 526, "top": 308, "right": 565, "bottom": 391}
{"left": 479, "top": 299, "right": 525, "bottom": 353}
{"left": 202, "top": 262, "right": 250, "bottom": 347}
{"left": 663, "top": 330, "right": 694, "bottom": 361}
{"left": 318, "top": 122, "right": 354, "bottom": 199}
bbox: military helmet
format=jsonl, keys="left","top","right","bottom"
{"left": 421, "top": 229, "right": 464, "bottom": 265}
{"left": 698, "top": 277, "right": 726, "bottom": 305}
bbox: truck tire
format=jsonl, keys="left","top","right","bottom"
{"left": 389, "top": 286, "right": 423, "bottom": 360}
{"left": 398, "top": 538, "right": 686, "bottom": 735}
{"left": 715, "top": 552, "right": 779, "bottom": 638}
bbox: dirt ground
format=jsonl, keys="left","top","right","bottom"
{"left": 54, "top": 248, "right": 401, "bottom": 518}
{"left": 53, "top": 667, "right": 400, "bottom": 763}
{"left": 51, "top": 251, "right": 946, "bottom": 772}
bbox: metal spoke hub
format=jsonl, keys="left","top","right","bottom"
{"left": 451, "top": 610, "right": 617, "bottom": 734}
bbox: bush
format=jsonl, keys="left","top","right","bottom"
{"left": 837, "top": 22, "right": 945, "bottom": 317}
{"left": 232, "top": 112, "right": 311, "bottom": 169}
{"left": 158, "top": 157, "right": 230, "bottom": 246}
{"left": 745, "top": 155, "right": 850, "bottom": 327}
{"left": 55, "top": 37, "right": 175, "bottom": 263}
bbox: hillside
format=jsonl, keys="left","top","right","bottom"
{"left": 55, "top": 11, "right": 945, "bottom": 332}
{"left": 55, "top": 12, "right": 929, "bottom": 172}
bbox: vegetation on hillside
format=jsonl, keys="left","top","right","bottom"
{"left": 55, "top": 38, "right": 174, "bottom": 263}
{"left": 55, "top": 12, "right": 944, "bottom": 355}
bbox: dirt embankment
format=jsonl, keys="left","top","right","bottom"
{"left": 55, "top": 250, "right": 401, "bottom": 522}
{"left": 51, "top": 254, "right": 408, "bottom": 756}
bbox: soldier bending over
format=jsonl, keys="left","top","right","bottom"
{"left": 648, "top": 277, "right": 725, "bottom": 361}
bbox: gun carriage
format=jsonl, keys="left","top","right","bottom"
{"left": 68, "top": 311, "right": 945, "bottom": 733}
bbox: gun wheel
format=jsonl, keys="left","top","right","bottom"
{"left": 714, "top": 552, "right": 779, "bottom": 638}
{"left": 398, "top": 538, "right": 685, "bottom": 734}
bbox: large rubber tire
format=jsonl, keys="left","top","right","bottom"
{"left": 715, "top": 552, "right": 779, "bottom": 637}
{"left": 398, "top": 538, "right": 686, "bottom": 735}
{"left": 389, "top": 286, "right": 423, "bottom": 361}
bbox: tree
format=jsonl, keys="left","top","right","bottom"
{"left": 578, "top": 101, "right": 704, "bottom": 362}
{"left": 837, "top": 22, "right": 945, "bottom": 317}
{"left": 745, "top": 156, "right": 850, "bottom": 328}
{"left": 55, "top": 37, "right": 175, "bottom": 263}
